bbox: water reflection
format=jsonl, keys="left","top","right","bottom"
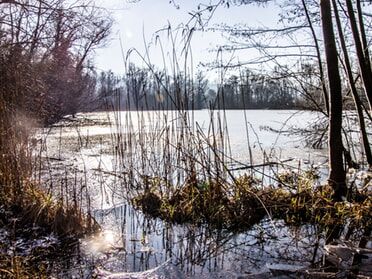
{"left": 85, "top": 204, "right": 321, "bottom": 277}
{"left": 81, "top": 230, "right": 118, "bottom": 255}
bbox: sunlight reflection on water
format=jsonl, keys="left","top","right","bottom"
{"left": 81, "top": 230, "right": 118, "bottom": 255}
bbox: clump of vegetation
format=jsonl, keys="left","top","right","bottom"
{"left": 0, "top": 155, "right": 99, "bottom": 274}
{"left": 133, "top": 173, "right": 266, "bottom": 231}
{"left": 133, "top": 167, "right": 372, "bottom": 237}
{"left": 270, "top": 168, "right": 371, "bottom": 230}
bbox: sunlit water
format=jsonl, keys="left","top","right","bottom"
{"left": 37, "top": 109, "right": 330, "bottom": 278}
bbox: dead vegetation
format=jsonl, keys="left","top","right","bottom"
{"left": 133, "top": 167, "right": 372, "bottom": 235}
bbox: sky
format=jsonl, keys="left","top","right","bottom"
{"left": 94, "top": 0, "right": 281, "bottom": 82}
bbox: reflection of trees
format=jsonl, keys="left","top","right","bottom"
{"left": 163, "top": 222, "right": 321, "bottom": 277}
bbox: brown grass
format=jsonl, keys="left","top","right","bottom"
{"left": 133, "top": 168, "right": 372, "bottom": 235}
{"left": 0, "top": 54, "right": 99, "bottom": 279}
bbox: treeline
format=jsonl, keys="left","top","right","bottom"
{"left": 215, "top": 71, "right": 301, "bottom": 109}
{"left": 94, "top": 66, "right": 312, "bottom": 111}
{"left": 95, "top": 66, "right": 211, "bottom": 111}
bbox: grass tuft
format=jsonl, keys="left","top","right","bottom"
{"left": 133, "top": 167, "right": 371, "bottom": 236}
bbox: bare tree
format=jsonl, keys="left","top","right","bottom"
{"left": 0, "top": 0, "right": 112, "bottom": 124}
{"left": 320, "top": 0, "right": 347, "bottom": 201}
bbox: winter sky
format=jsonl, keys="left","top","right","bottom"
{"left": 94, "top": 0, "right": 280, "bottom": 81}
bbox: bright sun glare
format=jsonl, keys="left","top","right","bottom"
{"left": 82, "top": 230, "right": 117, "bottom": 254}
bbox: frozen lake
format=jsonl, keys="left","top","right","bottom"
{"left": 43, "top": 109, "right": 327, "bottom": 169}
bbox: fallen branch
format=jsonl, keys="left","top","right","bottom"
{"left": 228, "top": 158, "right": 294, "bottom": 171}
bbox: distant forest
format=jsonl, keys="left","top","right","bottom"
{"left": 93, "top": 64, "right": 325, "bottom": 111}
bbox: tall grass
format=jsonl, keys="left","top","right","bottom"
{"left": 0, "top": 45, "right": 98, "bottom": 279}
{"left": 103, "top": 27, "right": 296, "bottom": 229}
{"left": 100, "top": 24, "right": 372, "bottom": 253}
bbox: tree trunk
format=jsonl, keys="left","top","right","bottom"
{"left": 356, "top": 0, "right": 371, "bottom": 78}
{"left": 332, "top": 0, "right": 372, "bottom": 167}
{"left": 346, "top": 0, "right": 372, "bottom": 111}
{"left": 320, "top": 0, "right": 347, "bottom": 201}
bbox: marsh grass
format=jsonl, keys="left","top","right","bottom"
{"left": 133, "top": 173, "right": 264, "bottom": 230}
{"left": 0, "top": 129, "right": 97, "bottom": 278}
{"left": 132, "top": 162, "right": 371, "bottom": 240}
{"left": 107, "top": 94, "right": 370, "bottom": 239}
{"left": 0, "top": 255, "right": 48, "bottom": 279}
{"left": 103, "top": 23, "right": 372, "bottom": 252}
{"left": 0, "top": 57, "right": 101, "bottom": 279}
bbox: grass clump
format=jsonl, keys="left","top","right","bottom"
{"left": 265, "top": 167, "right": 372, "bottom": 243}
{"left": 133, "top": 173, "right": 266, "bottom": 231}
{"left": 0, "top": 254, "right": 49, "bottom": 279}
{"left": 0, "top": 177, "right": 98, "bottom": 278}
{"left": 133, "top": 167, "right": 372, "bottom": 236}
